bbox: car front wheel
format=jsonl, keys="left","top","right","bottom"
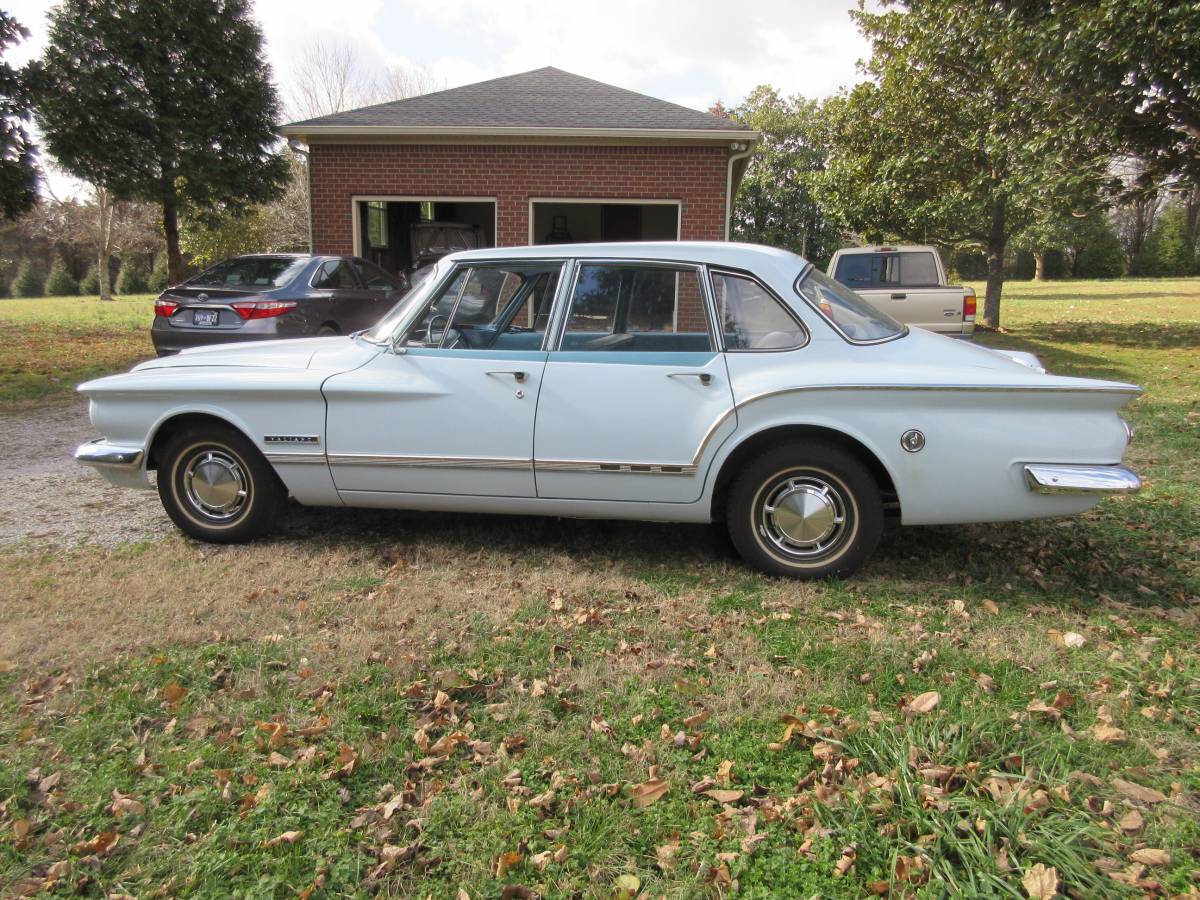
{"left": 157, "top": 425, "right": 283, "bottom": 543}
{"left": 726, "top": 442, "right": 883, "bottom": 579}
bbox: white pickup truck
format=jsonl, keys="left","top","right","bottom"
{"left": 826, "top": 245, "right": 976, "bottom": 337}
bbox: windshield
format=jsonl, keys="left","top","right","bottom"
{"left": 795, "top": 266, "right": 906, "bottom": 343}
{"left": 188, "top": 256, "right": 308, "bottom": 289}
{"left": 364, "top": 258, "right": 452, "bottom": 342}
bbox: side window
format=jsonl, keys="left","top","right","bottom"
{"left": 560, "top": 264, "right": 711, "bottom": 352}
{"left": 900, "top": 252, "right": 939, "bottom": 286}
{"left": 353, "top": 259, "right": 398, "bottom": 290}
{"left": 313, "top": 260, "right": 359, "bottom": 290}
{"left": 712, "top": 271, "right": 807, "bottom": 351}
{"left": 403, "top": 263, "right": 561, "bottom": 350}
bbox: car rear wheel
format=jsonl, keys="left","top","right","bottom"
{"left": 317, "top": 325, "right": 340, "bottom": 337}
{"left": 726, "top": 442, "right": 883, "bottom": 578}
{"left": 157, "top": 425, "right": 283, "bottom": 543}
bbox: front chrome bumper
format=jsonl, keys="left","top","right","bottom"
{"left": 74, "top": 438, "right": 152, "bottom": 489}
{"left": 1024, "top": 463, "right": 1141, "bottom": 495}
{"left": 75, "top": 438, "right": 143, "bottom": 468}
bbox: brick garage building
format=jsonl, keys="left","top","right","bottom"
{"left": 279, "top": 67, "right": 758, "bottom": 273}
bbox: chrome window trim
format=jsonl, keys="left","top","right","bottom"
{"left": 708, "top": 266, "right": 810, "bottom": 353}
{"left": 553, "top": 257, "right": 715, "bottom": 353}
{"left": 541, "top": 258, "right": 577, "bottom": 352}
{"left": 308, "top": 257, "right": 362, "bottom": 291}
{"left": 793, "top": 262, "right": 909, "bottom": 346}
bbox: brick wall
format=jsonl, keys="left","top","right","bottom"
{"left": 308, "top": 143, "right": 731, "bottom": 254}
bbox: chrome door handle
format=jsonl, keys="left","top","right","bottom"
{"left": 487, "top": 370, "right": 527, "bottom": 383}
{"left": 668, "top": 372, "right": 712, "bottom": 385}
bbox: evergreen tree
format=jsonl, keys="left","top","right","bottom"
{"left": 1137, "top": 202, "right": 1197, "bottom": 276}
{"left": 10, "top": 258, "right": 43, "bottom": 297}
{"left": 33, "top": 0, "right": 287, "bottom": 284}
{"left": 79, "top": 265, "right": 100, "bottom": 295}
{"left": 115, "top": 257, "right": 149, "bottom": 295}
{"left": 147, "top": 251, "right": 170, "bottom": 292}
{"left": 0, "top": 12, "right": 37, "bottom": 219}
{"left": 43, "top": 255, "right": 79, "bottom": 295}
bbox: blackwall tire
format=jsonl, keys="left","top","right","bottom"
{"left": 156, "top": 425, "right": 283, "bottom": 543}
{"left": 726, "top": 441, "right": 883, "bottom": 579}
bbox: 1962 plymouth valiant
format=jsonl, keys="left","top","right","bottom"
{"left": 75, "top": 242, "right": 1142, "bottom": 578}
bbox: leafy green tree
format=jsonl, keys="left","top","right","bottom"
{"left": 33, "top": 0, "right": 288, "bottom": 285}
{"left": 1071, "top": 218, "right": 1125, "bottom": 279}
{"left": 1004, "top": 1, "right": 1200, "bottom": 187}
{"left": 0, "top": 12, "right": 37, "bottom": 219}
{"left": 10, "top": 258, "right": 43, "bottom": 297}
{"left": 814, "top": 2, "right": 1111, "bottom": 326}
{"left": 79, "top": 265, "right": 100, "bottom": 295}
{"left": 728, "top": 87, "right": 843, "bottom": 266}
{"left": 180, "top": 207, "right": 271, "bottom": 270}
{"left": 115, "top": 257, "right": 149, "bottom": 295}
{"left": 43, "top": 255, "right": 79, "bottom": 295}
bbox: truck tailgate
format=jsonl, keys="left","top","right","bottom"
{"left": 855, "top": 286, "right": 967, "bottom": 334}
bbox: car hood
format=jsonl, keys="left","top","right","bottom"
{"left": 131, "top": 336, "right": 379, "bottom": 374}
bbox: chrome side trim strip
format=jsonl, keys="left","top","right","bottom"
{"left": 328, "top": 453, "right": 533, "bottom": 470}
{"left": 74, "top": 439, "right": 143, "bottom": 468}
{"left": 264, "top": 451, "right": 328, "bottom": 465}
{"left": 1023, "top": 463, "right": 1141, "bottom": 495}
{"left": 536, "top": 459, "right": 697, "bottom": 476}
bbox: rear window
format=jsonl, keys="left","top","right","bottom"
{"left": 795, "top": 267, "right": 906, "bottom": 343}
{"left": 189, "top": 257, "right": 308, "bottom": 288}
{"left": 833, "top": 251, "right": 940, "bottom": 288}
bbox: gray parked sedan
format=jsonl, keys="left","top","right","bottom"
{"left": 151, "top": 254, "right": 409, "bottom": 355}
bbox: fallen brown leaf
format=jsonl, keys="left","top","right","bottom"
{"left": 1021, "top": 862, "right": 1058, "bottom": 898}
{"left": 904, "top": 691, "right": 940, "bottom": 716}
{"left": 630, "top": 778, "right": 669, "bottom": 808}
{"left": 262, "top": 830, "right": 304, "bottom": 847}
{"left": 1129, "top": 848, "right": 1170, "bottom": 866}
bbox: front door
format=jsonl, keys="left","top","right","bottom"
{"left": 534, "top": 261, "right": 736, "bottom": 503}
{"left": 323, "top": 261, "right": 563, "bottom": 498}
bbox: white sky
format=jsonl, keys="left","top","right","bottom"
{"left": 6, "top": 0, "right": 872, "bottom": 198}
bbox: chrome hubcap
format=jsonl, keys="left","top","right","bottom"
{"left": 183, "top": 449, "right": 248, "bottom": 520}
{"left": 760, "top": 475, "right": 848, "bottom": 559}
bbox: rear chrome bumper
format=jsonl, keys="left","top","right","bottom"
{"left": 1024, "top": 463, "right": 1141, "bottom": 495}
{"left": 74, "top": 439, "right": 151, "bottom": 489}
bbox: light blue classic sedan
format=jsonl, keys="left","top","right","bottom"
{"left": 76, "top": 242, "right": 1141, "bottom": 578}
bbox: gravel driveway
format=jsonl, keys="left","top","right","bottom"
{"left": 0, "top": 401, "right": 170, "bottom": 547}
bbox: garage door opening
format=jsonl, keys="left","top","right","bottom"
{"left": 354, "top": 198, "right": 496, "bottom": 275}
{"left": 531, "top": 200, "right": 679, "bottom": 245}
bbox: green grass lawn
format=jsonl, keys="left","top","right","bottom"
{"left": 0, "top": 278, "right": 1197, "bottom": 898}
{"left": 0, "top": 294, "right": 156, "bottom": 412}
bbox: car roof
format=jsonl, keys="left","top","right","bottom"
{"left": 448, "top": 241, "right": 809, "bottom": 268}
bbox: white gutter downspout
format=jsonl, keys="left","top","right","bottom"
{"left": 724, "top": 141, "right": 754, "bottom": 241}
{"left": 288, "top": 138, "right": 314, "bottom": 253}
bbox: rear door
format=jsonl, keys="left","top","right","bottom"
{"left": 533, "top": 260, "right": 735, "bottom": 504}
{"left": 832, "top": 251, "right": 962, "bottom": 332}
{"left": 351, "top": 258, "right": 405, "bottom": 329}
{"left": 308, "top": 259, "right": 373, "bottom": 332}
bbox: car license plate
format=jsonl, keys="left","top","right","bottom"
{"left": 193, "top": 309, "right": 219, "bottom": 327}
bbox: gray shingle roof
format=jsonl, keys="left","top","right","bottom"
{"left": 282, "top": 66, "right": 750, "bottom": 134}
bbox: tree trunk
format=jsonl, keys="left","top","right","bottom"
{"left": 162, "top": 196, "right": 183, "bottom": 285}
{"left": 97, "top": 189, "right": 114, "bottom": 301}
{"left": 982, "top": 200, "right": 1006, "bottom": 329}
{"left": 1033, "top": 250, "right": 1047, "bottom": 281}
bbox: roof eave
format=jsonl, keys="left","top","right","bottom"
{"left": 279, "top": 124, "right": 759, "bottom": 144}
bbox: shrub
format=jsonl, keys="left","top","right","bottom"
{"left": 147, "top": 251, "right": 169, "bottom": 292}
{"left": 10, "top": 259, "right": 44, "bottom": 297}
{"left": 1073, "top": 221, "right": 1125, "bottom": 278}
{"left": 79, "top": 265, "right": 100, "bottom": 295}
{"left": 115, "top": 257, "right": 150, "bottom": 294}
{"left": 43, "top": 256, "right": 80, "bottom": 296}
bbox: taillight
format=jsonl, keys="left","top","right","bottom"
{"left": 154, "top": 298, "right": 179, "bottom": 317}
{"left": 230, "top": 300, "right": 297, "bottom": 320}
{"left": 963, "top": 288, "right": 977, "bottom": 321}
